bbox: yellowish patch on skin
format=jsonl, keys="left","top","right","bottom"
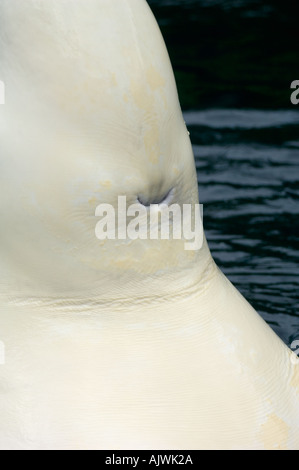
{"left": 129, "top": 77, "right": 162, "bottom": 164}
{"left": 146, "top": 65, "right": 165, "bottom": 91}
{"left": 101, "top": 181, "right": 112, "bottom": 188}
{"left": 88, "top": 196, "right": 98, "bottom": 206}
{"left": 130, "top": 80, "right": 153, "bottom": 111}
{"left": 126, "top": 63, "right": 169, "bottom": 163}
{"left": 110, "top": 73, "right": 117, "bottom": 87}
{"left": 260, "top": 414, "right": 289, "bottom": 450}
{"left": 144, "top": 125, "right": 159, "bottom": 164}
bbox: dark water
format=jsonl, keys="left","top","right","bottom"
{"left": 148, "top": 1, "right": 299, "bottom": 347}
{"left": 148, "top": 0, "right": 298, "bottom": 109}
{"left": 185, "top": 109, "right": 299, "bottom": 346}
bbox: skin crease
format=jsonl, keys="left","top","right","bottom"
{"left": 0, "top": 0, "right": 298, "bottom": 450}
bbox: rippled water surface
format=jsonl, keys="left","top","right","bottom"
{"left": 183, "top": 109, "right": 299, "bottom": 346}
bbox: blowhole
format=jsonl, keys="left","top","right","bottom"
{"left": 137, "top": 188, "right": 174, "bottom": 207}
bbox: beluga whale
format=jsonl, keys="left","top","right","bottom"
{"left": 0, "top": 0, "right": 298, "bottom": 450}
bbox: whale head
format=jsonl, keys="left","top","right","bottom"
{"left": 0, "top": 0, "right": 212, "bottom": 302}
